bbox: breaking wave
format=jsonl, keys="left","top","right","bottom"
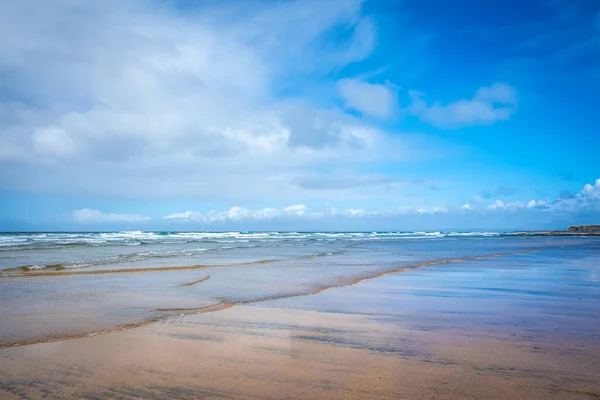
{"left": 0, "top": 231, "right": 501, "bottom": 251}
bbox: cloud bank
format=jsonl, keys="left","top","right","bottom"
{"left": 0, "top": 0, "right": 519, "bottom": 205}
{"left": 64, "top": 178, "right": 600, "bottom": 228}
{"left": 0, "top": 0, "right": 397, "bottom": 200}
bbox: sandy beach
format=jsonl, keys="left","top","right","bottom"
{"left": 2, "top": 0, "right": 599, "bottom": 397}
{"left": 2, "top": 305, "right": 598, "bottom": 400}
{"left": 2, "top": 244, "right": 599, "bottom": 400}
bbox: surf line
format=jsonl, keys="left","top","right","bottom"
{"left": 0, "top": 250, "right": 348, "bottom": 278}
{"left": 0, "top": 247, "right": 548, "bottom": 350}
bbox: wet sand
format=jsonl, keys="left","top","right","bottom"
{"left": 1, "top": 252, "right": 599, "bottom": 400}
{"left": 1, "top": 306, "right": 598, "bottom": 399}
{"left": 0, "top": 248, "right": 550, "bottom": 348}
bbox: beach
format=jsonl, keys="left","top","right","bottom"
{"left": 2, "top": 0, "right": 599, "bottom": 398}
{"left": 1, "top": 233, "right": 599, "bottom": 399}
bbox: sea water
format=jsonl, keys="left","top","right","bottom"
{"left": 0, "top": 232, "right": 598, "bottom": 346}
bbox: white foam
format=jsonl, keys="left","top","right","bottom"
{"left": 0, "top": 231, "right": 505, "bottom": 252}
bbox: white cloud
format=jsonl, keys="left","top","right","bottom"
{"left": 526, "top": 200, "right": 548, "bottom": 209}
{"left": 486, "top": 199, "right": 530, "bottom": 211}
{"left": 416, "top": 206, "right": 449, "bottom": 214}
{"left": 487, "top": 200, "right": 505, "bottom": 210}
{"left": 62, "top": 178, "right": 600, "bottom": 230}
{"left": 163, "top": 205, "right": 310, "bottom": 223}
{"left": 227, "top": 207, "right": 250, "bottom": 220}
{"left": 0, "top": 0, "right": 414, "bottom": 202}
{"left": 550, "top": 178, "right": 600, "bottom": 213}
{"left": 408, "top": 83, "right": 517, "bottom": 129}
{"left": 330, "top": 207, "right": 368, "bottom": 217}
{"left": 73, "top": 209, "right": 150, "bottom": 223}
{"left": 582, "top": 178, "right": 600, "bottom": 200}
{"left": 477, "top": 178, "right": 600, "bottom": 214}
{"left": 75, "top": 178, "right": 600, "bottom": 226}
{"left": 347, "top": 208, "right": 367, "bottom": 216}
{"left": 283, "top": 204, "right": 307, "bottom": 216}
{"left": 163, "top": 211, "right": 203, "bottom": 221}
{"left": 64, "top": 177, "right": 600, "bottom": 227}
{"left": 33, "top": 127, "right": 75, "bottom": 158}
{"left": 163, "top": 204, "right": 456, "bottom": 223}
{"left": 252, "top": 208, "right": 280, "bottom": 219}
{"left": 338, "top": 79, "right": 397, "bottom": 118}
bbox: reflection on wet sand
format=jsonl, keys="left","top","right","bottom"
{"left": 2, "top": 248, "right": 600, "bottom": 400}
{"left": 1, "top": 305, "right": 598, "bottom": 400}
{"left": 0, "top": 248, "right": 548, "bottom": 349}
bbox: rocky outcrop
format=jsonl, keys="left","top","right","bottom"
{"left": 508, "top": 225, "right": 600, "bottom": 236}
{"left": 567, "top": 225, "right": 600, "bottom": 233}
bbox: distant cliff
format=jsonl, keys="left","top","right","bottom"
{"left": 567, "top": 225, "right": 600, "bottom": 233}
{"left": 508, "top": 225, "right": 600, "bottom": 236}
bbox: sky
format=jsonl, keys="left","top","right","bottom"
{"left": 0, "top": 0, "right": 599, "bottom": 231}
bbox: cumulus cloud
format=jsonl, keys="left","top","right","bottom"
{"left": 539, "top": 179, "right": 600, "bottom": 214}
{"left": 422, "top": 177, "right": 600, "bottom": 222}
{"left": 283, "top": 204, "right": 307, "bottom": 216}
{"left": 0, "top": 0, "right": 409, "bottom": 201}
{"left": 162, "top": 211, "right": 203, "bottom": 221}
{"left": 526, "top": 200, "right": 548, "bottom": 209}
{"left": 407, "top": 83, "right": 517, "bottom": 129}
{"left": 582, "top": 179, "right": 600, "bottom": 200}
{"left": 346, "top": 208, "right": 368, "bottom": 216}
{"left": 338, "top": 79, "right": 397, "bottom": 119}
{"left": 163, "top": 208, "right": 251, "bottom": 223}
{"left": 474, "top": 178, "right": 600, "bottom": 214}
{"left": 486, "top": 200, "right": 525, "bottom": 210}
{"left": 73, "top": 209, "right": 150, "bottom": 223}
{"left": 162, "top": 204, "right": 456, "bottom": 224}
{"left": 487, "top": 200, "right": 505, "bottom": 210}
{"left": 0, "top": 0, "right": 512, "bottom": 208}
{"left": 164, "top": 205, "right": 311, "bottom": 223}
{"left": 69, "top": 178, "right": 600, "bottom": 227}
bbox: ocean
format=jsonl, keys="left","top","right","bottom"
{"left": 1, "top": 231, "right": 599, "bottom": 348}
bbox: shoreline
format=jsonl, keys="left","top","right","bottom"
{"left": 0, "top": 246, "right": 551, "bottom": 278}
{"left": 0, "top": 248, "right": 545, "bottom": 349}
{"left": 2, "top": 253, "right": 599, "bottom": 399}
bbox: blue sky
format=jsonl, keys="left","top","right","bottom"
{"left": 0, "top": 0, "right": 599, "bottom": 231}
